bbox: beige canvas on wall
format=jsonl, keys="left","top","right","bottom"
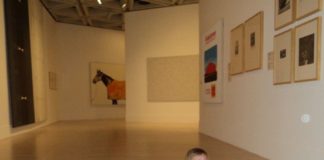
{"left": 147, "top": 55, "right": 199, "bottom": 102}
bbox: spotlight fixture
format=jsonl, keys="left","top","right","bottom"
{"left": 97, "top": 0, "right": 102, "bottom": 5}
{"left": 121, "top": 3, "right": 127, "bottom": 9}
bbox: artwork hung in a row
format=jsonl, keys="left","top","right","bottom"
{"left": 275, "top": 0, "right": 322, "bottom": 30}
{"left": 273, "top": 30, "right": 294, "bottom": 84}
{"left": 230, "top": 24, "right": 244, "bottom": 75}
{"left": 230, "top": 11, "right": 263, "bottom": 75}
{"left": 273, "top": 17, "right": 321, "bottom": 84}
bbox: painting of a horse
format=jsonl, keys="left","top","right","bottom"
{"left": 92, "top": 70, "right": 126, "bottom": 105}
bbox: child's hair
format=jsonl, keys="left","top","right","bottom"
{"left": 186, "top": 147, "right": 207, "bottom": 160}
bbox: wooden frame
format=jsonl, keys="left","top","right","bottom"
{"left": 294, "top": 17, "right": 321, "bottom": 82}
{"left": 273, "top": 29, "right": 294, "bottom": 84}
{"left": 295, "top": 0, "right": 322, "bottom": 20}
{"left": 230, "top": 24, "right": 245, "bottom": 75}
{"left": 244, "top": 11, "right": 264, "bottom": 72}
{"left": 275, "top": 0, "right": 295, "bottom": 30}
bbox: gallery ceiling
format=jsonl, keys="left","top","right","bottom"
{"left": 40, "top": 0, "right": 199, "bottom": 31}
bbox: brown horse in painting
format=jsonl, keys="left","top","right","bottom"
{"left": 92, "top": 70, "right": 125, "bottom": 105}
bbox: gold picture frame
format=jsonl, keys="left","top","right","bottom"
{"left": 275, "top": 0, "right": 295, "bottom": 30}
{"left": 273, "top": 29, "right": 294, "bottom": 84}
{"left": 230, "top": 24, "right": 244, "bottom": 75}
{"left": 244, "top": 11, "right": 264, "bottom": 72}
{"left": 294, "top": 17, "right": 321, "bottom": 82}
{"left": 295, "top": 0, "right": 322, "bottom": 20}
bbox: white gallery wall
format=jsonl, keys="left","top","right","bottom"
{"left": 125, "top": 4, "right": 199, "bottom": 123}
{"left": 199, "top": 0, "right": 324, "bottom": 160}
{"left": 55, "top": 23, "right": 126, "bottom": 120}
{"left": 0, "top": 0, "right": 58, "bottom": 139}
{"left": 29, "top": 0, "right": 56, "bottom": 123}
{"left": 40, "top": 1, "right": 60, "bottom": 124}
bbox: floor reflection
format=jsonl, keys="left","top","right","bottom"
{"left": 0, "top": 120, "right": 266, "bottom": 160}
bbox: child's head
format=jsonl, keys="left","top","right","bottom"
{"left": 186, "top": 147, "right": 208, "bottom": 160}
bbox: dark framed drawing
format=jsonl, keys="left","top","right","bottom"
{"left": 294, "top": 17, "right": 321, "bottom": 82}
{"left": 275, "top": 0, "right": 294, "bottom": 30}
{"left": 299, "top": 34, "right": 315, "bottom": 66}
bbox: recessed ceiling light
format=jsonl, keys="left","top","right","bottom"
{"left": 97, "top": 0, "right": 102, "bottom": 5}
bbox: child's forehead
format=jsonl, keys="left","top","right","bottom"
{"left": 191, "top": 154, "right": 208, "bottom": 160}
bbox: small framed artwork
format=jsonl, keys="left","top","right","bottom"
{"left": 294, "top": 17, "right": 321, "bottom": 82}
{"left": 244, "top": 11, "right": 264, "bottom": 72}
{"left": 274, "top": 0, "right": 294, "bottom": 30}
{"left": 49, "top": 72, "right": 57, "bottom": 90}
{"left": 295, "top": 0, "right": 322, "bottom": 20}
{"left": 230, "top": 24, "right": 244, "bottom": 75}
{"left": 273, "top": 30, "right": 294, "bottom": 84}
{"left": 268, "top": 51, "right": 274, "bottom": 70}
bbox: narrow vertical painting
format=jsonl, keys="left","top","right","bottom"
{"left": 90, "top": 62, "right": 126, "bottom": 106}
{"left": 49, "top": 72, "right": 57, "bottom": 90}
{"left": 230, "top": 24, "right": 244, "bottom": 75}
{"left": 201, "top": 20, "right": 223, "bottom": 103}
{"left": 204, "top": 45, "right": 217, "bottom": 98}
{"left": 204, "top": 45, "right": 217, "bottom": 83}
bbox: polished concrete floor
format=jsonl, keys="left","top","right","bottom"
{"left": 0, "top": 120, "right": 267, "bottom": 160}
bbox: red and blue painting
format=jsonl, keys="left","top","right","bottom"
{"left": 201, "top": 20, "right": 223, "bottom": 103}
{"left": 204, "top": 45, "right": 217, "bottom": 83}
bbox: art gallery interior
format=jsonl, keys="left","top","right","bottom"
{"left": 0, "top": 0, "right": 323, "bottom": 160}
